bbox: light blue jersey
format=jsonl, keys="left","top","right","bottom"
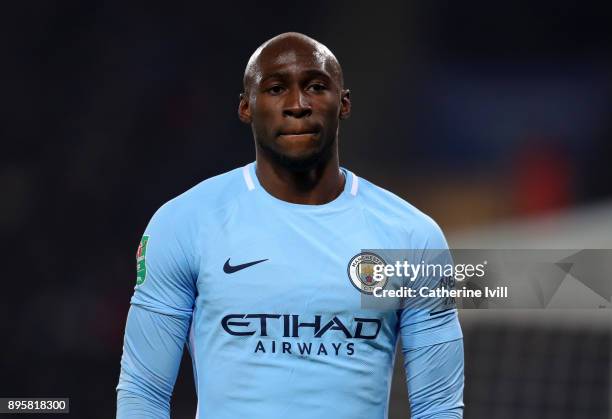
{"left": 117, "top": 163, "right": 464, "bottom": 419}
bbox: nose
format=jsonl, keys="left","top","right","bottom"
{"left": 283, "top": 89, "right": 312, "bottom": 118}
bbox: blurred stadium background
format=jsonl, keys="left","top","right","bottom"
{"left": 1, "top": 1, "right": 610, "bottom": 418}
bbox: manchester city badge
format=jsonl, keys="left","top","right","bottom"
{"left": 347, "top": 252, "right": 388, "bottom": 294}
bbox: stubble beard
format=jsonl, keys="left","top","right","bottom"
{"left": 256, "top": 132, "right": 337, "bottom": 173}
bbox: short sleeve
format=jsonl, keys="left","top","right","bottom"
{"left": 399, "top": 221, "right": 463, "bottom": 350}
{"left": 131, "top": 200, "right": 198, "bottom": 319}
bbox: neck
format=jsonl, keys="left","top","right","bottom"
{"left": 255, "top": 149, "right": 345, "bottom": 205}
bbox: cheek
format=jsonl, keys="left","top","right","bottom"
{"left": 319, "top": 103, "right": 341, "bottom": 126}
{"left": 252, "top": 98, "right": 280, "bottom": 119}
{"left": 315, "top": 95, "right": 341, "bottom": 114}
{"left": 251, "top": 102, "right": 275, "bottom": 124}
{"left": 252, "top": 108, "right": 280, "bottom": 137}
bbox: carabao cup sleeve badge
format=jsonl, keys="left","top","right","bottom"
{"left": 136, "top": 235, "right": 149, "bottom": 285}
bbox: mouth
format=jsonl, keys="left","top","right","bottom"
{"left": 278, "top": 130, "right": 320, "bottom": 138}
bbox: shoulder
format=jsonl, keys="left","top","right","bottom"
{"left": 146, "top": 165, "right": 249, "bottom": 231}
{"left": 353, "top": 173, "right": 447, "bottom": 248}
{"left": 158, "top": 165, "right": 249, "bottom": 215}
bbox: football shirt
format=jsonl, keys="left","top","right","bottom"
{"left": 117, "top": 163, "right": 463, "bottom": 419}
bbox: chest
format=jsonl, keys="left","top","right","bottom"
{"left": 195, "top": 206, "right": 393, "bottom": 314}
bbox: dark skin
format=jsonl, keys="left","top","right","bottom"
{"left": 238, "top": 33, "right": 351, "bottom": 205}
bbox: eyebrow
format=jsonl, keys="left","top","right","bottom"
{"left": 260, "top": 69, "right": 332, "bottom": 84}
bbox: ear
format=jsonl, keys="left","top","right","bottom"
{"left": 339, "top": 89, "right": 351, "bottom": 120}
{"left": 238, "top": 92, "right": 252, "bottom": 124}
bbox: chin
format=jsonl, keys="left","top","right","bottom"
{"left": 258, "top": 133, "right": 336, "bottom": 172}
{"left": 273, "top": 150, "right": 325, "bottom": 172}
{"left": 264, "top": 143, "right": 331, "bottom": 171}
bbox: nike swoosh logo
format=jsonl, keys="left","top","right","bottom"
{"left": 223, "top": 258, "right": 268, "bottom": 274}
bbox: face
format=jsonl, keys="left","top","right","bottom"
{"left": 239, "top": 40, "right": 350, "bottom": 170}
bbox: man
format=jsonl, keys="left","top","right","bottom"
{"left": 117, "top": 32, "right": 464, "bottom": 418}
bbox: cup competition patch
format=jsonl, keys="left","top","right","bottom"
{"left": 136, "top": 235, "right": 149, "bottom": 285}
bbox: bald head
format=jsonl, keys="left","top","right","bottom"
{"left": 237, "top": 32, "right": 351, "bottom": 172}
{"left": 243, "top": 32, "right": 344, "bottom": 95}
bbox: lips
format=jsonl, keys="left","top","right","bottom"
{"left": 278, "top": 127, "right": 320, "bottom": 136}
{"left": 279, "top": 132, "right": 318, "bottom": 136}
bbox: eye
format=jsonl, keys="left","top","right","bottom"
{"left": 307, "top": 83, "right": 327, "bottom": 93}
{"left": 267, "top": 85, "right": 285, "bottom": 95}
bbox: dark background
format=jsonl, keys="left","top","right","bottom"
{"left": 1, "top": 1, "right": 611, "bottom": 418}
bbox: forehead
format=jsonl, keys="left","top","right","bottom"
{"left": 251, "top": 41, "right": 337, "bottom": 84}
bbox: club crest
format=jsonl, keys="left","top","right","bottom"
{"left": 347, "top": 252, "right": 388, "bottom": 294}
